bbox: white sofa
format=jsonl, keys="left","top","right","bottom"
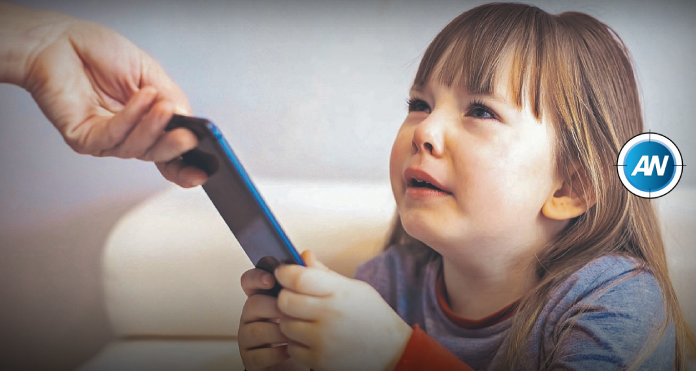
{"left": 77, "top": 181, "right": 696, "bottom": 371}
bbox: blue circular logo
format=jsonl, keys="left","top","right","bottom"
{"left": 617, "top": 133, "right": 683, "bottom": 198}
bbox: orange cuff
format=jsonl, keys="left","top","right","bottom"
{"left": 393, "top": 324, "right": 475, "bottom": 371}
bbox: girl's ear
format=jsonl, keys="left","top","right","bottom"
{"left": 542, "top": 165, "right": 595, "bottom": 221}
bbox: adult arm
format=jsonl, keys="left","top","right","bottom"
{"left": 0, "top": 1, "right": 206, "bottom": 187}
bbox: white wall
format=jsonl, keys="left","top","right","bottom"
{"left": 1, "top": 0, "right": 695, "bottom": 231}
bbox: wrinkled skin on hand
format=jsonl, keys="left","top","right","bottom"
{"left": 7, "top": 5, "right": 206, "bottom": 187}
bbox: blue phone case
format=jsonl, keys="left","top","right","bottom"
{"left": 166, "top": 115, "right": 304, "bottom": 295}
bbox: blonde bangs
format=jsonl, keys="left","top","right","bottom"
{"left": 413, "top": 3, "right": 552, "bottom": 120}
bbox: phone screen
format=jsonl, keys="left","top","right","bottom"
{"left": 166, "top": 115, "right": 305, "bottom": 285}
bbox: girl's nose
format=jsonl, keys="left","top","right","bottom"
{"left": 411, "top": 115, "right": 445, "bottom": 157}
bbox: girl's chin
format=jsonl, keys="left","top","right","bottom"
{"left": 401, "top": 217, "right": 446, "bottom": 247}
{"left": 400, "top": 215, "right": 473, "bottom": 251}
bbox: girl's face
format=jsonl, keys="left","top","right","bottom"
{"left": 390, "top": 70, "right": 564, "bottom": 259}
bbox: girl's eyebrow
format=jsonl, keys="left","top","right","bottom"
{"left": 409, "top": 85, "right": 512, "bottom": 105}
{"left": 470, "top": 92, "right": 511, "bottom": 105}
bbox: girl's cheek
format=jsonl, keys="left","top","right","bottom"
{"left": 389, "top": 127, "right": 414, "bottom": 203}
{"left": 389, "top": 128, "right": 412, "bottom": 168}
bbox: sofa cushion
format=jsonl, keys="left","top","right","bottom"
{"left": 102, "top": 180, "right": 395, "bottom": 337}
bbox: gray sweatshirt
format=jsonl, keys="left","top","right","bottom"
{"left": 355, "top": 244, "right": 675, "bottom": 370}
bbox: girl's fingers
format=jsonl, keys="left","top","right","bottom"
{"left": 278, "top": 316, "right": 316, "bottom": 348}
{"left": 277, "top": 288, "right": 325, "bottom": 321}
{"left": 301, "top": 249, "right": 330, "bottom": 271}
{"left": 155, "top": 158, "right": 207, "bottom": 188}
{"left": 285, "top": 341, "right": 314, "bottom": 370}
{"left": 275, "top": 264, "right": 342, "bottom": 297}
{"left": 238, "top": 321, "right": 290, "bottom": 349}
{"left": 240, "top": 294, "right": 283, "bottom": 324}
{"left": 90, "top": 86, "right": 157, "bottom": 154}
{"left": 241, "top": 268, "right": 277, "bottom": 297}
{"left": 241, "top": 344, "right": 290, "bottom": 371}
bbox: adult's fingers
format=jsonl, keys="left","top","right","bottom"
{"left": 139, "top": 126, "right": 197, "bottom": 163}
{"left": 241, "top": 268, "right": 277, "bottom": 297}
{"left": 155, "top": 158, "right": 207, "bottom": 188}
{"left": 240, "top": 294, "right": 283, "bottom": 324}
{"left": 77, "top": 86, "right": 157, "bottom": 155}
{"left": 100, "top": 99, "right": 175, "bottom": 159}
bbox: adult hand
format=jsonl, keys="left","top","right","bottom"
{"left": 0, "top": 2, "right": 207, "bottom": 187}
{"left": 239, "top": 267, "right": 309, "bottom": 371}
{"left": 274, "top": 250, "right": 413, "bottom": 371}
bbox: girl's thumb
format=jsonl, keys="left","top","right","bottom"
{"left": 301, "top": 249, "right": 330, "bottom": 272}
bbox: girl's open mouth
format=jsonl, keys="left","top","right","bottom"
{"left": 403, "top": 168, "right": 452, "bottom": 197}
{"left": 406, "top": 177, "right": 452, "bottom": 198}
{"left": 410, "top": 178, "right": 445, "bottom": 191}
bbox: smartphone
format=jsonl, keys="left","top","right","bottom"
{"left": 166, "top": 114, "right": 304, "bottom": 295}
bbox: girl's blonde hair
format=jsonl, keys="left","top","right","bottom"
{"left": 387, "top": 2, "right": 696, "bottom": 370}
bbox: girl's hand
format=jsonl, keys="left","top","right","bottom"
{"left": 275, "top": 251, "right": 413, "bottom": 371}
{"left": 238, "top": 268, "right": 308, "bottom": 371}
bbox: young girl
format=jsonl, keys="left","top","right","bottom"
{"left": 238, "top": 3, "right": 696, "bottom": 370}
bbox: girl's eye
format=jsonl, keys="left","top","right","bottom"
{"left": 466, "top": 100, "right": 497, "bottom": 120}
{"left": 407, "top": 98, "right": 431, "bottom": 113}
